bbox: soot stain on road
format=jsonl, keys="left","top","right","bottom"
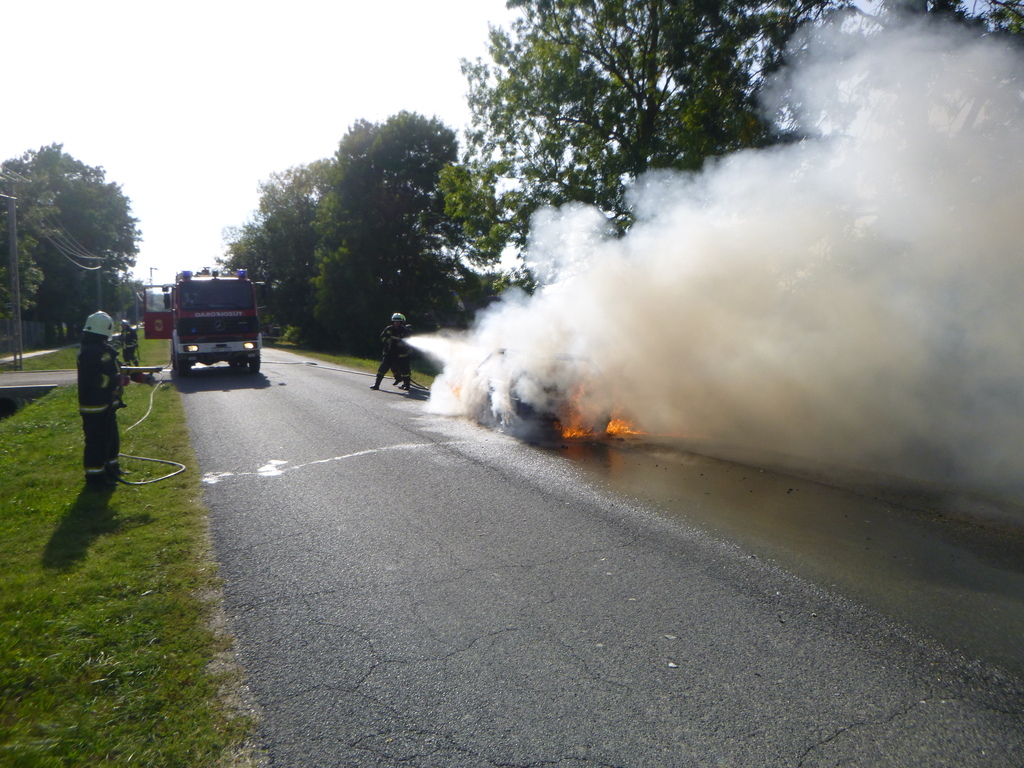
{"left": 554, "top": 437, "right": 1024, "bottom": 682}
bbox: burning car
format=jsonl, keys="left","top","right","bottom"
{"left": 468, "top": 349, "right": 635, "bottom": 442}
{"left": 416, "top": 331, "right": 643, "bottom": 443}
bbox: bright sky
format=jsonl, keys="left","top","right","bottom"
{"left": 3, "top": 0, "right": 515, "bottom": 287}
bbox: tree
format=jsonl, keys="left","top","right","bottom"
{"left": 0, "top": 145, "right": 139, "bottom": 341}
{"left": 989, "top": 0, "right": 1024, "bottom": 32}
{"left": 886, "top": 0, "right": 1024, "bottom": 33}
{"left": 312, "top": 112, "right": 469, "bottom": 355}
{"left": 222, "top": 160, "right": 332, "bottom": 337}
{"left": 447, "top": 0, "right": 846, "bottom": 264}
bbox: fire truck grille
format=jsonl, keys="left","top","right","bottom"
{"left": 177, "top": 316, "right": 259, "bottom": 337}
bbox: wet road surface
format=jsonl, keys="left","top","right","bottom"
{"left": 180, "top": 348, "right": 1024, "bottom": 767}
{"left": 561, "top": 439, "right": 1024, "bottom": 681}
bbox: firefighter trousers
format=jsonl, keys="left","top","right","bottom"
{"left": 375, "top": 351, "right": 410, "bottom": 386}
{"left": 81, "top": 408, "right": 121, "bottom": 481}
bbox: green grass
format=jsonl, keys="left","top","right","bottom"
{"left": 0, "top": 335, "right": 430, "bottom": 766}
{"left": 4, "top": 335, "right": 170, "bottom": 373}
{"left": 0, "top": 338, "right": 253, "bottom": 767}
{"left": 6, "top": 346, "right": 81, "bottom": 372}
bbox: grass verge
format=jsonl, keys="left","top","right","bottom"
{"left": 6, "top": 346, "right": 81, "bottom": 372}
{"left": 5, "top": 337, "right": 157, "bottom": 373}
{"left": 0, "top": 338, "right": 254, "bottom": 767}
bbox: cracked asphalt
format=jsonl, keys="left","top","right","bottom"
{"left": 180, "top": 347, "right": 1024, "bottom": 767}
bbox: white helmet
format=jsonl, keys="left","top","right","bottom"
{"left": 83, "top": 311, "right": 115, "bottom": 337}
{"left": 391, "top": 313, "right": 406, "bottom": 322}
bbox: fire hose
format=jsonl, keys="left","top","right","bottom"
{"left": 116, "top": 366, "right": 187, "bottom": 486}
{"left": 264, "top": 360, "right": 430, "bottom": 391}
{"left": 110, "top": 358, "right": 428, "bottom": 487}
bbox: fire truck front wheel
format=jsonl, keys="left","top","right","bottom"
{"left": 247, "top": 356, "right": 261, "bottom": 373}
{"left": 174, "top": 354, "right": 191, "bottom": 376}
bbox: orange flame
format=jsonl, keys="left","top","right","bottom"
{"left": 556, "top": 420, "right": 595, "bottom": 438}
{"left": 556, "top": 399, "right": 645, "bottom": 439}
{"left": 606, "top": 417, "right": 642, "bottom": 436}
{"left": 555, "top": 386, "right": 595, "bottom": 438}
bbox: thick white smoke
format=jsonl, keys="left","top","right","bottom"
{"left": 420, "top": 18, "right": 1024, "bottom": 501}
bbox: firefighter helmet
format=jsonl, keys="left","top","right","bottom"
{"left": 83, "top": 311, "right": 115, "bottom": 337}
{"left": 391, "top": 313, "right": 406, "bottom": 322}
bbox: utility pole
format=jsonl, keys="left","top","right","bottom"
{"left": 2, "top": 180, "right": 22, "bottom": 370}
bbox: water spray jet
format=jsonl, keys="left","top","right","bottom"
{"left": 419, "top": 18, "right": 1024, "bottom": 511}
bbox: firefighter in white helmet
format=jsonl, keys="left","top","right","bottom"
{"left": 370, "top": 313, "right": 413, "bottom": 390}
{"left": 120, "top": 319, "right": 139, "bottom": 366}
{"left": 77, "top": 311, "right": 127, "bottom": 488}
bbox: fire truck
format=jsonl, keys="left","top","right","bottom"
{"left": 143, "top": 268, "right": 262, "bottom": 375}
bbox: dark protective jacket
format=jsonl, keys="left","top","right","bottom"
{"left": 120, "top": 325, "right": 138, "bottom": 348}
{"left": 380, "top": 323, "right": 413, "bottom": 356}
{"left": 77, "top": 332, "right": 122, "bottom": 414}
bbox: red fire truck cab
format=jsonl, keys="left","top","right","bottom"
{"left": 144, "top": 268, "right": 262, "bottom": 376}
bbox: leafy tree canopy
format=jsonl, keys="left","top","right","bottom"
{"left": 446, "top": 0, "right": 846, "bottom": 263}
{"left": 1, "top": 144, "right": 139, "bottom": 339}
{"left": 988, "top": 0, "right": 1024, "bottom": 32}
{"left": 312, "top": 112, "right": 469, "bottom": 355}
{"left": 222, "top": 160, "right": 332, "bottom": 336}
{"left": 879, "top": 0, "right": 1024, "bottom": 31}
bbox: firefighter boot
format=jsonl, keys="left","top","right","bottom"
{"left": 85, "top": 472, "right": 117, "bottom": 489}
{"left": 370, "top": 375, "right": 383, "bottom": 390}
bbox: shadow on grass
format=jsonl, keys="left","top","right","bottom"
{"left": 42, "top": 486, "right": 152, "bottom": 570}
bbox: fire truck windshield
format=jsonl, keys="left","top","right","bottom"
{"left": 179, "top": 280, "right": 254, "bottom": 310}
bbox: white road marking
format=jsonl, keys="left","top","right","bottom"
{"left": 202, "top": 441, "right": 463, "bottom": 484}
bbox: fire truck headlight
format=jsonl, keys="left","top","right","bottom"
{"left": 185, "top": 345, "right": 199, "bottom": 352}
{"left": 243, "top": 342, "right": 256, "bottom": 350}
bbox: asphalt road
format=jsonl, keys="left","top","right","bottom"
{"left": 0, "top": 369, "right": 77, "bottom": 416}
{"left": 180, "top": 347, "right": 1024, "bottom": 767}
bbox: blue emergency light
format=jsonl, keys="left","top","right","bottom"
{"left": 237, "top": 269, "right": 247, "bottom": 278}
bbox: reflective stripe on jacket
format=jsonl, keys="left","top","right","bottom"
{"left": 77, "top": 336, "right": 121, "bottom": 414}
{"left": 380, "top": 324, "right": 412, "bottom": 355}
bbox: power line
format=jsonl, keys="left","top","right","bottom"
{"left": 43, "top": 233, "right": 103, "bottom": 270}
{"left": 0, "top": 168, "right": 107, "bottom": 264}
{"left": 42, "top": 210, "right": 104, "bottom": 261}
{"left": 0, "top": 166, "right": 30, "bottom": 184}
{"left": 37, "top": 209, "right": 108, "bottom": 270}
{"left": 43, "top": 226, "right": 103, "bottom": 263}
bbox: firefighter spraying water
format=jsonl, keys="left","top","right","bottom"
{"left": 419, "top": 21, "right": 1024, "bottom": 506}
{"left": 370, "top": 313, "right": 414, "bottom": 391}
